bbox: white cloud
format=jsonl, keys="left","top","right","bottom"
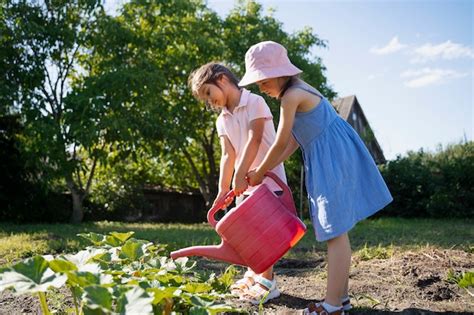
{"left": 370, "top": 36, "right": 407, "bottom": 55}
{"left": 400, "top": 68, "right": 468, "bottom": 88}
{"left": 411, "top": 40, "right": 474, "bottom": 63}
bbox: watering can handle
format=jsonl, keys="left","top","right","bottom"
{"left": 207, "top": 172, "right": 297, "bottom": 228}
{"left": 262, "top": 171, "right": 298, "bottom": 217}
{"left": 207, "top": 190, "right": 235, "bottom": 228}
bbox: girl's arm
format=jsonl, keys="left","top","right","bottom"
{"left": 233, "top": 118, "right": 265, "bottom": 196}
{"left": 213, "top": 135, "right": 236, "bottom": 206}
{"left": 274, "top": 134, "right": 299, "bottom": 166}
{"left": 247, "top": 91, "right": 300, "bottom": 186}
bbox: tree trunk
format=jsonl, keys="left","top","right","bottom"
{"left": 66, "top": 177, "right": 84, "bottom": 223}
{"left": 181, "top": 147, "right": 213, "bottom": 206}
{"left": 70, "top": 190, "right": 84, "bottom": 223}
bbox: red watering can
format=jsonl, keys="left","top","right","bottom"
{"left": 170, "top": 172, "right": 306, "bottom": 273}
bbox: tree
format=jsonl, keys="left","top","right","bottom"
{"left": 89, "top": 0, "right": 335, "bottom": 207}
{"left": 1, "top": 0, "right": 110, "bottom": 223}
{"left": 85, "top": 0, "right": 225, "bottom": 205}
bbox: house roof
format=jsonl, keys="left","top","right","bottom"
{"left": 331, "top": 95, "right": 387, "bottom": 163}
{"left": 332, "top": 95, "right": 356, "bottom": 120}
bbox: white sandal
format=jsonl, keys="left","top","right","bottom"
{"left": 240, "top": 275, "right": 280, "bottom": 305}
{"left": 303, "top": 302, "right": 345, "bottom": 315}
{"left": 230, "top": 270, "right": 255, "bottom": 296}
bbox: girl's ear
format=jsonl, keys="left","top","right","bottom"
{"left": 215, "top": 74, "right": 227, "bottom": 88}
{"left": 217, "top": 74, "right": 228, "bottom": 84}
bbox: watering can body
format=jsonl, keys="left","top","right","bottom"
{"left": 170, "top": 172, "right": 306, "bottom": 274}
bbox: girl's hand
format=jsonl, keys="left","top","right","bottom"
{"left": 246, "top": 169, "right": 264, "bottom": 186}
{"left": 232, "top": 175, "right": 248, "bottom": 197}
{"left": 212, "top": 190, "right": 233, "bottom": 209}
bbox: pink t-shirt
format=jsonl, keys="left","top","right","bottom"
{"left": 216, "top": 89, "right": 287, "bottom": 194}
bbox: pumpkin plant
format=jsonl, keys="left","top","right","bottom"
{"left": 0, "top": 231, "right": 242, "bottom": 314}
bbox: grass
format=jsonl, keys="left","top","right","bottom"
{"left": 293, "top": 217, "right": 474, "bottom": 255}
{"left": 0, "top": 217, "right": 473, "bottom": 266}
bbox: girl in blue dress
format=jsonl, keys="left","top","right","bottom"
{"left": 242, "top": 41, "right": 393, "bottom": 314}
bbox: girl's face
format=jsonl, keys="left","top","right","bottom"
{"left": 256, "top": 78, "right": 281, "bottom": 98}
{"left": 198, "top": 82, "right": 226, "bottom": 109}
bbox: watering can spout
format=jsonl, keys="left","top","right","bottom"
{"left": 170, "top": 241, "right": 245, "bottom": 266}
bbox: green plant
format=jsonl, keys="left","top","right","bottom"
{"left": 446, "top": 269, "right": 474, "bottom": 297}
{"left": 0, "top": 231, "right": 243, "bottom": 314}
{"left": 351, "top": 293, "right": 381, "bottom": 308}
{"left": 379, "top": 142, "right": 474, "bottom": 218}
{"left": 356, "top": 244, "right": 393, "bottom": 261}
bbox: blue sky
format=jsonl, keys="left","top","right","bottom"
{"left": 106, "top": 0, "right": 473, "bottom": 160}
{"left": 208, "top": 0, "right": 473, "bottom": 160}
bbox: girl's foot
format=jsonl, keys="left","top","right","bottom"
{"left": 230, "top": 270, "right": 255, "bottom": 296}
{"left": 303, "top": 302, "right": 344, "bottom": 315}
{"left": 240, "top": 275, "right": 280, "bottom": 305}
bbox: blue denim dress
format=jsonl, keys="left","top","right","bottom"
{"left": 291, "top": 85, "right": 393, "bottom": 241}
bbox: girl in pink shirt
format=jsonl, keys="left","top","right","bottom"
{"left": 188, "top": 62, "right": 286, "bottom": 304}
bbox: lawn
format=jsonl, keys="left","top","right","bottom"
{"left": 0, "top": 217, "right": 472, "bottom": 266}
{"left": 0, "top": 217, "right": 473, "bottom": 313}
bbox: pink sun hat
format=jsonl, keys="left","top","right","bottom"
{"left": 239, "top": 41, "right": 302, "bottom": 87}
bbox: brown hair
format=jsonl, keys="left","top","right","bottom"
{"left": 278, "top": 75, "right": 300, "bottom": 99}
{"left": 188, "top": 62, "right": 240, "bottom": 106}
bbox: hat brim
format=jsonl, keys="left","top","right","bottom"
{"left": 238, "top": 65, "right": 303, "bottom": 87}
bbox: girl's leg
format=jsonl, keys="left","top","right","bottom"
{"left": 258, "top": 265, "right": 273, "bottom": 280}
{"left": 325, "top": 232, "right": 351, "bottom": 306}
{"left": 343, "top": 235, "right": 351, "bottom": 297}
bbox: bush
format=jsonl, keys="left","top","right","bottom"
{"left": 379, "top": 141, "right": 474, "bottom": 218}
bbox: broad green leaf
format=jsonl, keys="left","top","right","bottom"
{"left": 182, "top": 282, "right": 213, "bottom": 294}
{"left": 158, "top": 257, "right": 177, "bottom": 272}
{"left": 119, "top": 239, "right": 149, "bottom": 261}
{"left": 190, "top": 295, "right": 213, "bottom": 307}
{"left": 67, "top": 271, "right": 100, "bottom": 288}
{"left": 63, "top": 249, "right": 107, "bottom": 268}
{"left": 91, "top": 252, "right": 112, "bottom": 263}
{"left": 156, "top": 273, "right": 184, "bottom": 286}
{"left": 175, "top": 257, "right": 197, "bottom": 274}
{"left": 189, "top": 306, "right": 207, "bottom": 315}
{"left": 83, "top": 308, "right": 106, "bottom": 315}
{"left": 82, "top": 285, "right": 113, "bottom": 312}
{"left": 117, "top": 286, "right": 153, "bottom": 314}
{"left": 211, "top": 265, "right": 237, "bottom": 292}
{"left": 147, "top": 287, "right": 178, "bottom": 305}
{"left": 0, "top": 256, "right": 67, "bottom": 294}
{"left": 104, "top": 235, "right": 122, "bottom": 247}
{"left": 49, "top": 259, "right": 78, "bottom": 273}
{"left": 78, "top": 233, "right": 106, "bottom": 246}
{"left": 109, "top": 232, "right": 135, "bottom": 243}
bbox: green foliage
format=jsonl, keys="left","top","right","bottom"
{"left": 86, "top": 0, "right": 334, "bottom": 208}
{"left": 1, "top": 0, "right": 114, "bottom": 222}
{"left": 356, "top": 244, "right": 394, "bottom": 261}
{"left": 446, "top": 269, "right": 474, "bottom": 297}
{"left": 3, "top": 0, "right": 334, "bottom": 220}
{"left": 379, "top": 142, "right": 474, "bottom": 218}
{"left": 0, "top": 231, "right": 243, "bottom": 314}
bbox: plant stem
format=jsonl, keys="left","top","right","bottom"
{"left": 38, "top": 292, "right": 51, "bottom": 315}
{"left": 71, "top": 287, "right": 80, "bottom": 315}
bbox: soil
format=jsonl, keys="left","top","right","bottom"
{"left": 0, "top": 248, "right": 473, "bottom": 314}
